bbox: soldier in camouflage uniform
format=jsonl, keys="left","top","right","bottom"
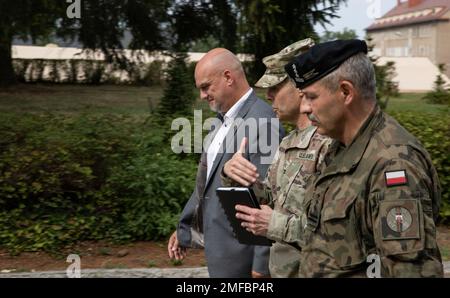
{"left": 222, "top": 38, "right": 331, "bottom": 277}
{"left": 283, "top": 39, "right": 443, "bottom": 277}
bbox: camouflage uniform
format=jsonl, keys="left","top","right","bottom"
{"left": 255, "top": 126, "right": 329, "bottom": 277}
{"left": 299, "top": 106, "right": 443, "bottom": 277}
{"left": 222, "top": 126, "right": 329, "bottom": 277}
{"left": 223, "top": 38, "right": 332, "bottom": 277}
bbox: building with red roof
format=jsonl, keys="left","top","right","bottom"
{"left": 366, "top": 0, "right": 450, "bottom": 78}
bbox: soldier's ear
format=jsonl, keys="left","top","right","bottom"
{"left": 339, "top": 80, "right": 355, "bottom": 105}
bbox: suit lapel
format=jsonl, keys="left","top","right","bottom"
{"left": 195, "top": 151, "right": 208, "bottom": 199}
{"left": 203, "top": 92, "right": 258, "bottom": 194}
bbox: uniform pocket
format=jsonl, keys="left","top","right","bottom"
{"left": 321, "top": 195, "right": 366, "bottom": 269}
{"left": 277, "top": 163, "right": 303, "bottom": 208}
{"left": 283, "top": 176, "right": 310, "bottom": 216}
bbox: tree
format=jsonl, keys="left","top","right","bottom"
{"left": 423, "top": 64, "right": 450, "bottom": 105}
{"left": 211, "top": 0, "right": 238, "bottom": 51}
{"left": 156, "top": 52, "right": 196, "bottom": 118}
{"left": 58, "top": 0, "right": 171, "bottom": 67}
{"left": 166, "top": 0, "right": 216, "bottom": 52}
{"left": 165, "top": 0, "right": 238, "bottom": 52}
{"left": 1, "top": 0, "right": 348, "bottom": 86}
{"left": 320, "top": 27, "right": 357, "bottom": 42}
{"left": 0, "top": 0, "right": 171, "bottom": 86}
{"left": 0, "top": 0, "right": 66, "bottom": 86}
{"left": 235, "top": 0, "right": 347, "bottom": 81}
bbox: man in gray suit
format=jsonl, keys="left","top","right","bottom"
{"left": 167, "top": 48, "right": 284, "bottom": 278}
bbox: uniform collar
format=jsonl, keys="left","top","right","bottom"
{"left": 320, "top": 105, "right": 382, "bottom": 177}
{"left": 285, "top": 125, "right": 317, "bottom": 150}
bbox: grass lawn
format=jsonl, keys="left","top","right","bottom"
{"left": 0, "top": 84, "right": 164, "bottom": 115}
{"left": 1, "top": 84, "right": 448, "bottom": 116}
{"left": 255, "top": 88, "right": 449, "bottom": 116}
{"left": 386, "top": 93, "right": 449, "bottom": 115}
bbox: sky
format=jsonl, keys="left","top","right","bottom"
{"left": 314, "top": 0, "right": 399, "bottom": 38}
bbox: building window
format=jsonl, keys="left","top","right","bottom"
{"left": 386, "top": 47, "right": 409, "bottom": 57}
{"left": 418, "top": 45, "right": 430, "bottom": 57}
{"left": 419, "top": 25, "right": 431, "bottom": 37}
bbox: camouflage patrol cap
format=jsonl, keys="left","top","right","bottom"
{"left": 255, "top": 38, "right": 315, "bottom": 88}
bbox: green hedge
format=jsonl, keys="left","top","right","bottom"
{"left": 389, "top": 111, "right": 450, "bottom": 222}
{"left": 0, "top": 110, "right": 448, "bottom": 254}
{"left": 0, "top": 113, "right": 197, "bottom": 254}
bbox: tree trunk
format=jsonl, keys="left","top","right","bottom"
{"left": 0, "top": 32, "right": 16, "bottom": 87}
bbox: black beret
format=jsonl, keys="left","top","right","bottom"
{"left": 284, "top": 39, "right": 368, "bottom": 89}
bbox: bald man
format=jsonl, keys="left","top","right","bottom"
{"left": 167, "top": 48, "right": 284, "bottom": 277}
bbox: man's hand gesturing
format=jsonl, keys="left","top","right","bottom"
{"left": 223, "top": 137, "right": 259, "bottom": 187}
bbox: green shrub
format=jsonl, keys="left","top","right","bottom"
{"left": 423, "top": 64, "right": 450, "bottom": 105}
{"left": 156, "top": 53, "right": 196, "bottom": 118}
{"left": 0, "top": 113, "right": 198, "bottom": 253}
{"left": 2, "top": 108, "right": 446, "bottom": 254}
{"left": 389, "top": 111, "right": 450, "bottom": 222}
{"left": 423, "top": 90, "right": 450, "bottom": 106}
{"left": 109, "top": 151, "right": 196, "bottom": 240}
{"left": 83, "top": 61, "right": 106, "bottom": 85}
{"left": 141, "top": 60, "right": 165, "bottom": 86}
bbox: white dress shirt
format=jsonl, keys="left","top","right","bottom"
{"left": 206, "top": 88, "right": 253, "bottom": 179}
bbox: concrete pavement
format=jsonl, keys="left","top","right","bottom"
{"left": 0, "top": 262, "right": 449, "bottom": 278}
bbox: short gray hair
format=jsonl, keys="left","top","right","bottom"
{"left": 319, "top": 53, "right": 376, "bottom": 100}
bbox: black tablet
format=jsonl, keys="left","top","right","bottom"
{"left": 216, "top": 187, "right": 272, "bottom": 246}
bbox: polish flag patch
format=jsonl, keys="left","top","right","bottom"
{"left": 385, "top": 170, "right": 408, "bottom": 187}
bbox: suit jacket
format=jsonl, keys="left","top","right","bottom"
{"left": 177, "top": 91, "right": 284, "bottom": 278}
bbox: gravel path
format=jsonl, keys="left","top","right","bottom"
{"left": 0, "top": 267, "right": 209, "bottom": 278}
{"left": 1, "top": 262, "right": 449, "bottom": 278}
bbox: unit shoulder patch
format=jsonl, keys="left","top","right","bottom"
{"left": 386, "top": 206, "right": 412, "bottom": 233}
{"left": 380, "top": 199, "right": 420, "bottom": 241}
